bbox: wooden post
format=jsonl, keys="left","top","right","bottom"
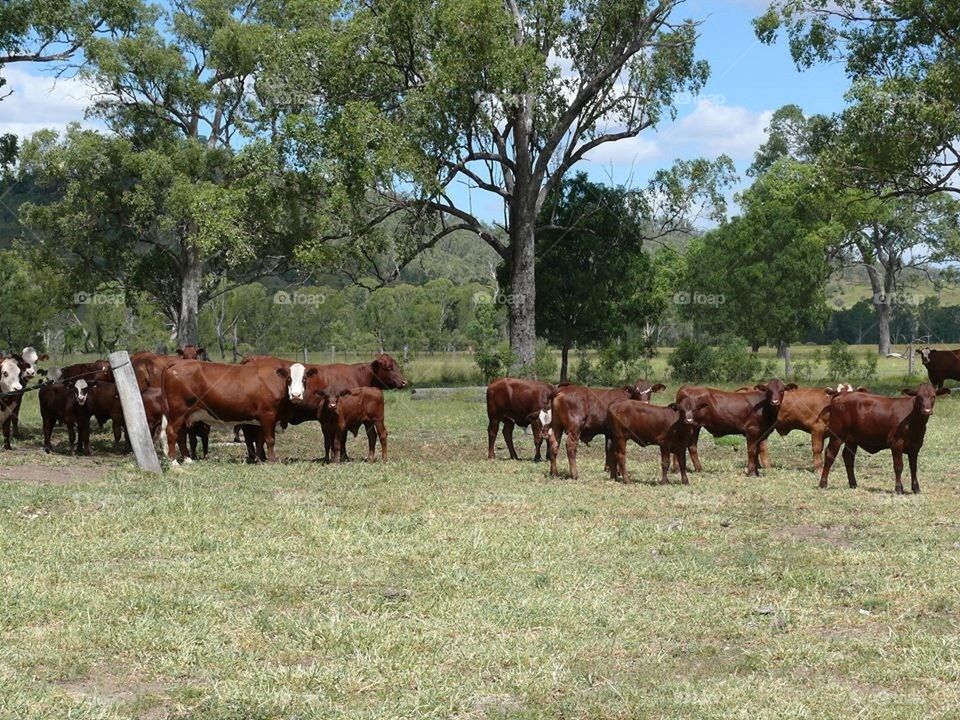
{"left": 109, "top": 350, "right": 162, "bottom": 473}
{"left": 303, "top": 348, "right": 308, "bottom": 364}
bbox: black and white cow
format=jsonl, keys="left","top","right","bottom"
{"left": 1, "top": 357, "right": 26, "bottom": 450}
{"left": 5, "top": 346, "right": 49, "bottom": 443}
{"left": 39, "top": 378, "right": 94, "bottom": 455}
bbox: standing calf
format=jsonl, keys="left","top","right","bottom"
{"left": 820, "top": 383, "right": 948, "bottom": 494}
{"left": 607, "top": 400, "right": 693, "bottom": 485}
{"left": 316, "top": 386, "right": 387, "bottom": 463}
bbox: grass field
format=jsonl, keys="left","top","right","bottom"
{"left": 2, "top": 377, "right": 960, "bottom": 719}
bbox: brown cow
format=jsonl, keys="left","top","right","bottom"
{"left": 315, "top": 385, "right": 388, "bottom": 463}
{"left": 58, "top": 360, "right": 113, "bottom": 384}
{"left": 241, "top": 354, "right": 407, "bottom": 462}
{"left": 738, "top": 383, "right": 869, "bottom": 473}
{"left": 39, "top": 379, "right": 94, "bottom": 455}
{"left": 918, "top": 347, "right": 960, "bottom": 389}
{"left": 141, "top": 387, "right": 165, "bottom": 442}
{"left": 820, "top": 383, "right": 949, "bottom": 494}
{"left": 543, "top": 380, "right": 667, "bottom": 479}
{"left": 607, "top": 400, "right": 693, "bottom": 485}
{"left": 0, "top": 357, "right": 26, "bottom": 450}
{"left": 160, "top": 360, "right": 292, "bottom": 465}
{"left": 5, "top": 347, "right": 48, "bottom": 441}
{"left": 84, "top": 381, "right": 130, "bottom": 451}
{"left": 486, "top": 378, "right": 557, "bottom": 461}
{"left": 132, "top": 349, "right": 211, "bottom": 458}
{"left": 675, "top": 379, "right": 797, "bottom": 477}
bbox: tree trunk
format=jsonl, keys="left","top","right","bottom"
{"left": 507, "top": 209, "right": 536, "bottom": 371}
{"left": 560, "top": 340, "right": 570, "bottom": 383}
{"left": 876, "top": 300, "right": 892, "bottom": 356}
{"left": 751, "top": 340, "right": 761, "bottom": 353}
{"left": 778, "top": 340, "right": 792, "bottom": 377}
{"left": 178, "top": 240, "right": 202, "bottom": 347}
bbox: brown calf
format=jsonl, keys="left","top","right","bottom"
{"left": 918, "top": 347, "right": 960, "bottom": 389}
{"left": 607, "top": 400, "right": 692, "bottom": 485}
{"left": 820, "top": 383, "right": 949, "bottom": 494}
{"left": 485, "top": 377, "right": 557, "bottom": 461}
{"left": 315, "top": 386, "right": 387, "bottom": 463}
{"left": 675, "top": 379, "right": 796, "bottom": 477}
{"left": 543, "top": 381, "right": 666, "bottom": 479}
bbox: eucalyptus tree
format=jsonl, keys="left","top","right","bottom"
{"left": 271, "top": 0, "right": 732, "bottom": 368}
{"left": 19, "top": 0, "right": 324, "bottom": 345}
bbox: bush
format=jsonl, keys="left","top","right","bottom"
{"left": 474, "top": 344, "right": 510, "bottom": 383}
{"left": 668, "top": 338, "right": 719, "bottom": 382}
{"left": 827, "top": 340, "right": 858, "bottom": 380}
{"left": 532, "top": 338, "right": 558, "bottom": 381}
{"left": 715, "top": 336, "right": 761, "bottom": 382}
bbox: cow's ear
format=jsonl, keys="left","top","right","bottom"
{"left": 856, "top": 386, "right": 869, "bottom": 392}
{"left": 623, "top": 385, "right": 634, "bottom": 393}
{"left": 305, "top": 367, "right": 318, "bottom": 378}
{"left": 785, "top": 383, "right": 798, "bottom": 391}
{"left": 371, "top": 358, "right": 381, "bottom": 369}
{"left": 755, "top": 383, "right": 769, "bottom": 392}
{"left": 275, "top": 367, "right": 289, "bottom": 379}
{"left": 901, "top": 388, "right": 918, "bottom": 396}
{"left": 176, "top": 348, "right": 185, "bottom": 357}
{"left": 824, "top": 388, "right": 838, "bottom": 396}
{"left": 936, "top": 387, "right": 951, "bottom": 396}
{"left": 338, "top": 389, "right": 351, "bottom": 397}
{"left": 38, "top": 353, "right": 49, "bottom": 361}
{"left": 668, "top": 402, "right": 679, "bottom": 411}
{"left": 651, "top": 383, "right": 666, "bottom": 393}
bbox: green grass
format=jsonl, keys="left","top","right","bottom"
{"left": 2, "top": 383, "right": 960, "bottom": 718}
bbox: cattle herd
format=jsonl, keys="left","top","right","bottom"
{"left": 1, "top": 344, "right": 958, "bottom": 494}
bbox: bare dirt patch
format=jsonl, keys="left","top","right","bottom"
{"left": 55, "top": 664, "right": 171, "bottom": 704}
{"left": 0, "top": 457, "right": 111, "bottom": 485}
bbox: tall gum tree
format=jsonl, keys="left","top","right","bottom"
{"left": 272, "top": 0, "right": 729, "bottom": 368}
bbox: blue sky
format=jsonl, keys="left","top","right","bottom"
{"left": 0, "top": 0, "right": 851, "bottom": 222}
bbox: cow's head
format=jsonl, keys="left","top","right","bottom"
{"left": 286, "top": 362, "right": 308, "bottom": 402}
{"left": 314, "top": 385, "right": 351, "bottom": 412}
{"left": 902, "top": 383, "right": 949, "bottom": 416}
{"left": 675, "top": 394, "right": 707, "bottom": 426}
{"left": 755, "top": 379, "right": 797, "bottom": 407}
{"left": 0, "top": 358, "right": 23, "bottom": 394}
{"left": 919, "top": 347, "right": 933, "bottom": 365}
{"left": 371, "top": 353, "right": 407, "bottom": 389}
{"left": 19, "top": 346, "right": 48, "bottom": 381}
{"left": 72, "top": 378, "right": 93, "bottom": 405}
{"left": 537, "top": 406, "right": 553, "bottom": 441}
{"left": 626, "top": 380, "right": 666, "bottom": 403}
{"left": 177, "top": 345, "right": 207, "bottom": 361}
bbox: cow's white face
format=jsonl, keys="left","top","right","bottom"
{"left": 836, "top": 383, "right": 853, "bottom": 393}
{"left": 288, "top": 363, "right": 306, "bottom": 401}
{"left": 21, "top": 347, "right": 38, "bottom": 379}
{"left": 919, "top": 348, "right": 932, "bottom": 364}
{"left": 0, "top": 358, "right": 23, "bottom": 393}
{"left": 74, "top": 379, "right": 90, "bottom": 405}
{"left": 538, "top": 407, "right": 552, "bottom": 428}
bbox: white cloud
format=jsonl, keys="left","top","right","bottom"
{"left": 665, "top": 99, "right": 773, "bottom": 161}
{"left": 584, "top": 133, "right": 661, "bottom": 167}
{"left": 0, "top": 66, "right": 99, "bottom": 140}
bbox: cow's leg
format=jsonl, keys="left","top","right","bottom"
{"left": 687, "top": 427, "right": 703, "bottom": 472}
{"left": 200, "top": 423, "right": 209, "bottom": 458}
{"left": 745, "top": 434, "right": 760, "bottom": 477}
{"left": 676, "top": 449, "right": 689, "bottom": 485}
{"left": 532, "top": 418, "right": 543, "bottom": 462}
{"left": 262, "top": 419, "right": 278, "bottom": 463}
{"left": 603, "top": 436, "right": 612, "bottom": 473}
{"left": 365, "top": 422, "right": 377, "bottom": 461}
{"left": 820, "top": 436, "right": 841, "bottom": 489}
{"left": 177, "top": 427, "right": 191, "bottom": 462}
{"left": 2, "top": 416, "right": 11, "bottom": 450}
{"left": 487, "top": 417, "right": 499, "bottom": 460}
{"left": 908, "top": 450, "right": 920, "bottom": 494}
{"left": 892, "top": 447, "right": 905, "bottom": 495}
{"left": 758, "top": 439, "right": 771, "bottom": 469}
{"left": 233, "top": 424, "right": 242, "bottom": 443}
{"left": 331, "top": 426, "right": 343, "bottom": 464}
{"left": 11, "top": 414, "right": 19, "bottom": 440}
{"left": 339, "top": 430, "right": 349, "bottom": 461}
{"left": 659, "top": 445, "right": 671, "bottom": 485}
{"left": 323, "top": 427, "right": 332, "bottom": 463}
{"left": 841, "top": 442, "right": 858, "bottom": 489}
{"left": 502, "top": 419, "right": 519, "bottom": 460}
{"left": 547, "top": 427, "right": 560, "bottom": 476}
{"left": 189, "top": 428, "right": 198, "bottom": 459}
{"left": 42, "top": 416, "right": 54, "bottom": 454}
{"left": 79, "top": 418, "right": 91, "bottom": 456}
{"left": 376, "top": 419, "right": 388, "bottom": 462}
{"left": 67, "top": 421, "right": 76, "bottom": 455}
{"left": 565, "top": 430, "right": 580, "bottom": 480}
{"left": 609, "top": 436, "right": 621, "bottom": 481}
{"left": 240, "top": 425, "right": 258, "bottom": 463}
{"left": 113, "top": 419, "right": 123, "bottom": 447}
{"left": 811, "top": 428, "right": 825, "bottom": 474}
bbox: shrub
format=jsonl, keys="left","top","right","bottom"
{"left": 668, "top": 338, "right": 719, "bottom": 382}
{"left": 715, "top": 336, "right": 761, "bottom": 382}
{"left": 532, "top": 338, "right": 558, "bottom": 381}
{"left": 827, "top": 340, "right": 858, "bottom": 380}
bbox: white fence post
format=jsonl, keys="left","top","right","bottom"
{"left": 109, "top": 350, "right": 162, "bottom": 473}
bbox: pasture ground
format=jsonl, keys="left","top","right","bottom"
{"left": 1, "top": 385, "right": 960, "bottom": 719}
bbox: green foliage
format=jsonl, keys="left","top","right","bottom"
{"left": 715, "top": 336, "right": 762, "bottom": 383}
{"left": 826, "top": 340, "right": 877, "bottom": 382}
{"left": 668, "top": 338, "right": 719, "bottom": 383}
